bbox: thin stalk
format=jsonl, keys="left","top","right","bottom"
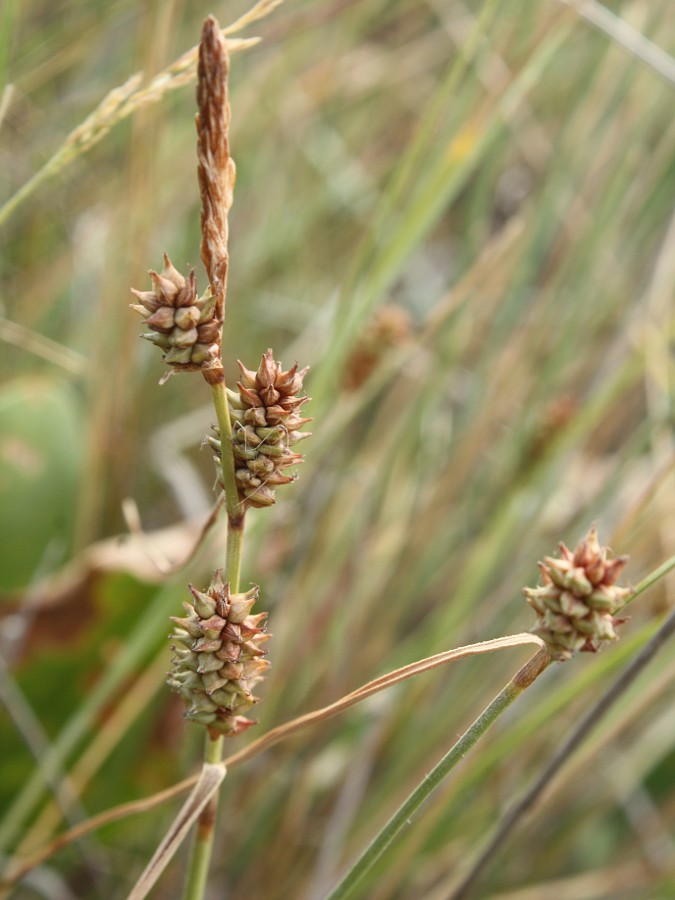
{"left": 448, "top": 561, "right": 675, "bottom": 899}
{"left": 182, "top": 379, "right": 245, "bottom": 900}
{"left": 210, "top": 380, "right": 245, "bottom": 539}
{"left": 325, "top": 649, "right": 551, "bottom": 900}
{"left": 449, "top": 602, "right": 675, "bottom": 899}
{"left": 182, "top": 734, "right": 225, "bottom": 900}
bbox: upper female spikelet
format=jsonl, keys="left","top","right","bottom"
{"left": 130, "top": 255, "right": 222, "bottom": 377}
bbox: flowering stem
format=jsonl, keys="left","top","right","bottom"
{"left": 210, "top": 380, "right": 245, "bottom": 537}
{"left": 182, "top": 15, "right": 240, "bottom": 890}
{"left": 448, "top": 565, "right": 675, "bottom": 899}
{"left": 182, "top": 380, "right": 245, "bottom": 900}
{"left": 325, "top": 649, "right": 551, "bottom": 900}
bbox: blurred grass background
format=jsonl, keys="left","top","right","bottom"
{"left": 1, "top": 0, "right": 674, "bottom": 898}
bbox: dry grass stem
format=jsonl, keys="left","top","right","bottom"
{"left": 64, "top": 35, "right": 254, "bottom": 164}
{"left": 558, "top": 0, "right": 675, "bottom": 85}
{"left": 223, "top": 0, "right": 286, "bottom": 36}
{"left": 222, "top": 634, "right": 546, "bottom": 768}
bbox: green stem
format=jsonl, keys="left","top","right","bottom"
{"left": 182, "top": 733, "right": 225, "bottom": 900}
{"left": 210, "top": 380, "right": 245, "bottom": 595}
{"left": 182, "top": 378, "right": 246, "bottom": 900}
{"left": 325, "top": 649, "right": 551, "bottom": 900}
{"left": 627, "top": 552, "right": 675, "bottom": 606}
{"left": 210, "top": 380, "right": 244, "bottom": 535}
{"left": 449, "top": 603, "right": 675, "bottom": 900}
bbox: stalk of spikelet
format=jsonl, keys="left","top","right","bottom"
{"left": 208, "top": 349, "right": 312, "bottom": 508}
{"left": 168, "top": 570, "right": 270, "bottom": 738}
{"left": 524, "top": 527, "right": 632, "bottom": 662}
{"left": 130, "top": 16, "right": 235, "bottom": 385}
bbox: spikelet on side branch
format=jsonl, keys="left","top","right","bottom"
{"left": 524, "top": 528, "right": 632, "bottom": 662}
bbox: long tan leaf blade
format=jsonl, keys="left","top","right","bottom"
{"left": 3, "top": 634, "right": 545, "bottom": 890}
{"left": 224, "top": 634, "right": 546, "bottom": 767}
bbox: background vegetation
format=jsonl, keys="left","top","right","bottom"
{"left": 1, "top": 0, "right": 673, "bottom": 897}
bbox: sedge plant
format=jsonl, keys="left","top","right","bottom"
{"left": 1, "top": 4, "right": 674, "bottom": 900}
{"left": 122, "top": 14, "right": 669, "bottom": 900}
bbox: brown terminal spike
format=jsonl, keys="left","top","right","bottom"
{"left": 130, "top": 17, "right": 235, "bottom": 385}
{"left": 195, "top": 15, "right": 236, "bottom": 385}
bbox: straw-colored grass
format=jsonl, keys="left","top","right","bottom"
{"left": 1, "top": 1, "right": 673, "bottom": 898}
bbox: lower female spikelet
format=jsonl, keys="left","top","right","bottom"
{"left": 168, "top": 570, "right": 270, "bottom": 737}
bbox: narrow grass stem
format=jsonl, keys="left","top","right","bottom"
{"left": 210, "top": 381, "right": 244, "bottom": 535}
{"left": 182, "top": 380, "right": 245, "bottom": 900}
{"left": 449, "top": 603, "right": 675, "bottom": 899}
{"left": 211, "top": 378, "right": 246, "bottom": 593}
{"left": 627, "top": 553, "right": 675, "bottom": 606}
{"left": 182, "top": 734, "right": 225, "bottom": 900}
{"left": 325, "top": 649, "right": 551, "bottom": 900}
{"left": 226, "top": 515, "right": 245, "bottom": 592}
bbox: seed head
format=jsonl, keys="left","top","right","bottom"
{"left": 211, "top": 349, "right": 311, "bottom": 509}
{"left": 130, "top": 255, "right": 222, "bottom": 381}
{"left": 168, "top": 571, "right": 270, "bottom": 738}
{"left": 524, "top": 528, "right": 632, "bottom": 661}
